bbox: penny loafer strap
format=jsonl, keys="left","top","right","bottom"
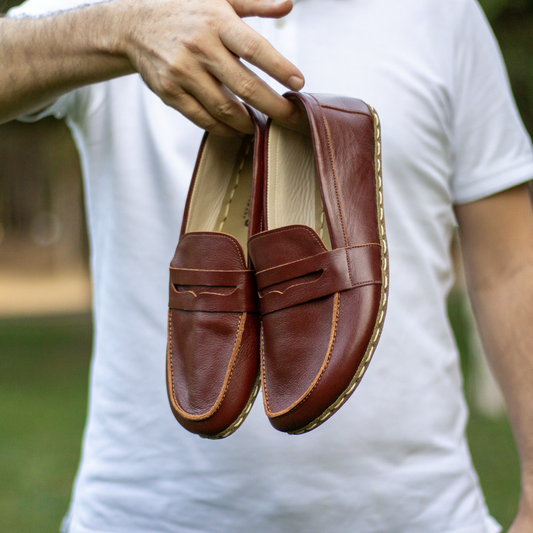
{"left": 169, "top": 267, "right": 259, "bottom": 313}
{"left": 255, "top": 244, "right": 382, "bottom": 314}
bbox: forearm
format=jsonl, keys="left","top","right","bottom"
{"left": 0, "top": 0, "right": 303, "bottom": 134}
{"left": 456, "top": 184, "right": 533, "bottom": 522}
{"left": 468, "top": 262, "right": 533, "bottom": 511}
{"left": 0, "top": 3, "right": 133, "bottom": 123}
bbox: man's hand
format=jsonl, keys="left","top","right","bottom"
{"left": 122, "top": 0, "right": 303, "bottom": 135}
{"left": 0, "top": 0, "right": 304, "bottom": 133}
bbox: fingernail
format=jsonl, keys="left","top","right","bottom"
{"left": 288, "top": 106, "right": 302, "bottom": 124}
{"left": 288, "top": 75, "right": 304, "bottom": 91}
{"left": 273, "top": 0, "right": 290, "bottom": 5}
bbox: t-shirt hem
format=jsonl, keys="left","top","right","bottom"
{"left": 63, "top": 518, "right": 502, "bottom": 533}
{"left": 17, "top": 95, "right": 72, "bottom": 122}
{"left": 453, "top": 158, "right": 533, "bottom": 204}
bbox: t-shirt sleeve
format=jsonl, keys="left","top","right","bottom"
{"left": 7, "top": 0, "right": 108, "bottom": 18}
{"left": 7, "top": 0, "right": 108, "bottom": 121}
{"left": 451, "top": 0, "right": 533, "bottom": 204}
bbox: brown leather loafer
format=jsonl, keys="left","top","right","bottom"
{"left": 166, "top": 109, "right": 265, "bottom": 439}
{"left": 248, "top": 93, "right": 389, "bottom": 434}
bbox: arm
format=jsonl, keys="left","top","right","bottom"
{"left": 455, "top": 183, "right": 533, "bottom": 532}
{"left": 0, "top": 0, "right": 304, "bottom": 135}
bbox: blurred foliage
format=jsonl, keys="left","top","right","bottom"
{"left": 479, "top": 0, "right": 533, "bottom": 136}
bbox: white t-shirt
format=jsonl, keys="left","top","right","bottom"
{"left": 9, "top": 0, "right": 533, "bottom": 532}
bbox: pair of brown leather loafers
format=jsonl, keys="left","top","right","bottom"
{"left": 166, "top": 93, "right": 389, "bottom": 439}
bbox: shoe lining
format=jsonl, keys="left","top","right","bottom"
{"left": 267, "top": 121, "right": 332, "bottom": 250}
{"left": 186, "top": 135, "right": 254, "bottom": 254}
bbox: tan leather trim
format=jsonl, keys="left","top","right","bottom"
{"left": 205, "top": 373, "right": 261, "bottom": 440}
{"left": 263, "top": 292, "right": 341, "bottom": 418}
{"left": 167, "top": 311, "right": 247, "bottom": 421}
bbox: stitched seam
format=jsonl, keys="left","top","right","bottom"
{"left": 274, "top": 126, "right": 281, "bottom": 228}
{"left": 263, "top": 280, "right": 379, "bottom": 315}
{"left": 344, "top": 247, "right": 354, "bottom": 287}
{"left": 313, "top": 97, "right": 349, "bottom": 249}
{"left": 208, "top": 373, "right": 260, "bottom": 439}
{"left": 319, "top": 105, "right": 372, "bottom": 116}
{"left": 218, "top": 139, "right": 252, "bottom": 232}
{"left": 255, "top": 243, "right": 379, "bottom": 275}
{"left": 261, "top": 326, "right": 271, "bottom": 412}
{"left": 168, "top": 312, "right": 179, "bottom": 411}
{"left": 268, "top": 292, "right": 341, "bottom": 417}
{"left": 169, "top": 311, "right": 246, "bottom": 420}
{"left": 211, "top": 313, "right": 246, "bottom": 414}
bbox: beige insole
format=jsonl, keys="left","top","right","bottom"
{"left": 267, "top": 122, "right": 331, "bottom": 249}
{"left": 186, "top": 135, "right": 254, "bottom": 254}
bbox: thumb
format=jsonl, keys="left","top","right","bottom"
{"left": 227, "top": 0, "right": 294, "bottom": 18}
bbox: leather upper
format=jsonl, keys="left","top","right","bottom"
{"left": 252, "top": 93, "right": 388, "bottom": 433}
{"left": 166, "top": 107, "right": 265, "bottom": 438}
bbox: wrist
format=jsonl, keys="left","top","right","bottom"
{"left": 77, "top": 0, "right": 135, "bottom": 73}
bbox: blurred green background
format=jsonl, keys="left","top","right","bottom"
{"left": 0, "top": 0, "right": 531, "bottom": 531}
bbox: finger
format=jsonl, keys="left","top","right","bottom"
{"left": 206, "top": 50, "right": 301, "bottom": 123}
{"left": 220, "top": 21, "right": 304, "bottom": 92}
{"left": 180, "top": 68, "right": 255, "bottom": 134}
{"left": 159, "top": 88, "right": 243, "bottom": 137}
{"left": 227, "top": 0, "right": 294, "bottom": 19}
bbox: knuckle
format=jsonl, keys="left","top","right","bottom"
{"left": 158, "top": 75, "right": 182, "bottom": 100}
{"left": 198, "top": 116, "right": 221, "bottom": 132}
{"left": 181, "top": 33, "right": 206, "bottom": 56}
{"left": 239, "top": 35, "right": 262, "bottom": 61}
{"left": 238, "top": 77, "right": 260, "bottom": 101}
{"left": 212, "top": 100, "right": 239, "bottom": 121}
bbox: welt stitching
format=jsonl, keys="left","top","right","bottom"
{"left": 261, "top": 327, "right": 271, "bottom": 411}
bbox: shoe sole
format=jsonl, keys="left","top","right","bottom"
{"left": 200, "top": 373, "right": 261, "bottom": 440}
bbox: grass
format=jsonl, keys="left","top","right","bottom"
{"left": 0, "top": 314, "right": 92, "bottom": 533}
{"left": 0, "top": 306, "right": 522, "bottom": 532}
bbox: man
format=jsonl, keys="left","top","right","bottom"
{"left": 1, "top": 0, "right": 533, "bottom": 532}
